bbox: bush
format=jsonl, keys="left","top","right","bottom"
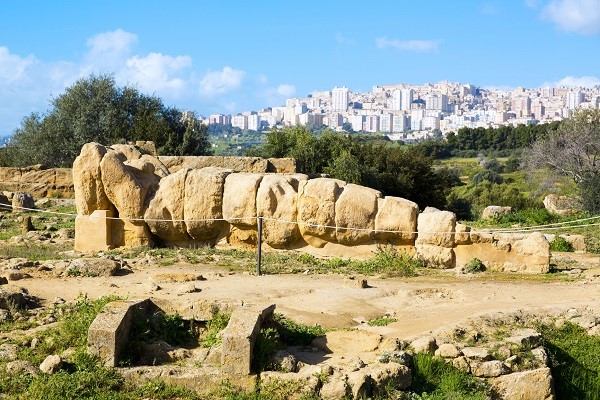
{"left": 463, "top": 258, "right": 486, "bottom": 273}
{"left": 550, "top": 236, "right": 574, "bottom": 252}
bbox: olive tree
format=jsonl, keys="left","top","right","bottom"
{"left": 525, "top": 109, "right": 600, "bottom": 212}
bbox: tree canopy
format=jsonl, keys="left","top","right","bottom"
{"left": 0, "top": 74, "right": 212, "bottom": 167}
{"left": 247, "top": 126, "right": 458, "bottom": 209}
{"left": 525, "top": 109, "right": 600, "bottom": 213}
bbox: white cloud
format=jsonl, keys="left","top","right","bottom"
{"left": 257, "top": 74, "right": 268, "bottom": 84}
{"left": 85, "top": 28, "right": 138, "bottom": 64}
{"left": 123, "top": 52, "right": 192, "bottom": 97}
{"left": 199, "top": 66, "right": 246, "bottom": 97}
{"left": 0, "top": 47, "right": 37, "bottom": 84}
{"left": 525, "top": 0, "right": 539, "bottom": 7}
{"left": 376, "top": 37, "right": 441, "bottom": 52}
{"left": 541, "top": 0, "right": 600, "bottom": 35}
{"left": 336, "top": 32, "right": 356, "bottom": 46}
{"left": 548, "top": 75, "right": 600, "bottom": 87}
{"left": 276, "top": 84, "right": 296, "bottom": 97}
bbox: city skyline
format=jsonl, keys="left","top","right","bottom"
{"left": 0, "top": 0, "right": 599, "bottom": 135}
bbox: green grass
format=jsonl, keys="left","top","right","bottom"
{"left": 539, "top": 321, "right": 600, "bottom": 400}
{"left": 0, "top": 242, "right": 73, "bottom": 261}
{"left": 550, "top": 236, "right": 574, "bottom": 252}
{"left": 367, "top": 316, "right": 398, "bottom": 326}
{"left": 274, "top": 313, "right": 325, "bottom": 346}
{"left": 201, "top": 311, "right": 231, "bottom": 348}
{"left": 409, "top": 353, "right": 491, "bottom": 399}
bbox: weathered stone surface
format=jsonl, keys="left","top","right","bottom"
{"left": 11, "top": 191, "right": 35, "bottom": 212}
{"left": 259, "top": 370, "right": 320, "bottom": 399}
{"left": 87, "top": 299, "right": 150, "bottom": 367}
{"left": 415, "top": 244, "right": 455, "bottom": 269}
{"left": 471, "top": 360, "right": 506, "bottom": 377}
{"left": 505, "top": 329, "right": 542, "bottom": 348}
{"left": 320, "top": 370, "right": 351, "bottom": 399}
{"left": 267, "top": 158, "right": 296, "bottom": 173}
{"left": 335, "top": 184, "right": 381, "bottom": 245}
{"left": 416, "top": 207, "right": 456, "bottom": 247}
{"left": 462, "top": 347, "right": 490, "bottom": 361}
{"left": 185, "top": 168, "right": 232, "bottom": 241}
{"left": 544, "top": 233, "right": 586, "bottom": 252}
{"left": 455, "top": 223, "right": 472, "bottom": 245}
{"left": 6, "top": 360, "right": 37, "bottom": 375}
{"left": 368, "top": 362, "right": 412, "bottom": 392}
{"left": 67, "top": 258, "right": 120, "bottom": 277}
{"left": 222, "top": 173, "right": 263, "bottom": 227}
{"left": 543, "top": 194, "right": 579, "bottom": 216}
{"left": 73, "top": 143, "right": 111, "bottom": 215}
{"left": 509, "top": 232, "right": 551, "bottom": 273}
{"left": 144, "top": 169, "right": 190, "bottom": 243}
{"left": 482, "top": 205, "right": 512, "bottom": 220}
{"left": 100, "top": 151, "right": 149, "bottom": 219}
{"left": 109, "top": 143, "right": 142, "bottom": 161}
{"left": 256, "top": 175, "right": 300, "bottom": 248}
{"left": 221, "top": 303, "right": 275, "bottom": 376}
{"left": 158, "top": 156, "right": 269, "bottom": 173}
{"left": 0, "top": 343, "right": 18, "bottom": 361}
{"left": 490, "top": 367, "right": 556, "bottom": 400}
{"left": 75, "top": 209, "right": 114, "bottom": 252}
{"left": 410, "top": 336, "right": 437, "bottom": 354}
{"left": 311, "top": 330, "right": 382, "bottom": 354}
{"left": 0, "top": 289, "right": 29, "bottom": 310}
{"left": 435, "top": 343, "right": 462, "bottom": 358}
{"left": 374, "top": 196, "right": 418, "bottom": 243}
{"left": 39, "top": 355, "right": 62, "bottom": 374}
{"left": 0, "top": 193, "right": 10, "bottom": 211}
{"left": 297, "top": 178, "right": 343, "bottom": 247}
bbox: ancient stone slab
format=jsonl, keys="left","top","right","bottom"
{"left": 39, "top": 355, "right": 62, "bottom": 374}
{"left": 410, "top": 336, "right": 437, "bottom": 354}
{"left": 184, "top": 167, "right": 232, "bottom": 241}
{"left": 74, "top": 209, "right": 113, "bottom": 252}
{"left": 481, "top": 205, "right": 512, "bottom": 220}
{"left": 144, "top": 169, "right": 190, "bottom": 243}
{"left": 100, "top": 151, "right": 147, "bottom": 219}
{"left": 471, "top": 360, "right": 506, "bottom": 377}
{"left": 267, "top": 158, "right": 296, "bottom": 173}
{"left": 256, "top": 175, "right": 300, "bottom": 248}
{"left": 334, "top": 184, "right": 381, "bottom": 245}
{"left": 490, "top": 367, "right": 556, "bottom": 400}
{"left": 87, "top": 299, "right": 150, "bottom": 367}
{"left": 297, "top": 178, "right": 343, "bottom": 247}
{"left": 311, "top": 330, "right": 382, "bottom": 354}
{"left": 72, "top": 142, "right": 111, "bottom": 215}
{"left": 435, "top": 343, "right": 462, "bottom": 358}
{"left": 368, "top": 362, "right": 412, "bottom": 392}
{"left": 415, "top": 244, "right": 455, "bottom": 269}
{"left": 222, "top": 173, "right": 263, "bottom": 227}
{"left": 12, "top": 191, "right": 35, "bottom": 212}
{"left": 221, "top": 303, "right": 276, "bottom": 376}
{"left": 416, "top": 207, "right": 456, "bottom": 247}
{"left": 374, "top": 196, "right": 418, "bottom": 243}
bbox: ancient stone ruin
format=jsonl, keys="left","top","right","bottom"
{"left": 73, "top": 142, "right": 550, "bottom": 273}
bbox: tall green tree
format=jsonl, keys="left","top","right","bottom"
{"left": 1, "top": 74, "right": 212, "bottom": 167}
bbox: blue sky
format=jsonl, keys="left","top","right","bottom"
{"left": 1, "top": 0, "right": 599, "bottom": 135}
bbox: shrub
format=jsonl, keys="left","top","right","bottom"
{"left": 550, "top": 236, "right": 574, "bottom": 252}
{"left": 274, "top": 313, "right": 325, "bottom": 346}
{"left": 367, "top": 316, "right": 398, "bottom": 326}
{"left": 463, "top": 258, "right": 486, "bottom": 273}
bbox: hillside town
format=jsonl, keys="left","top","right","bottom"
{"left": 201, "top": 82, "right": 600, "bottom": 140}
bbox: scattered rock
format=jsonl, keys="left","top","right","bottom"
{"left": 470, "top": 360, "right": 506, "bottom": 377}
{"left": 490, "top": 367, "right": 556, "bottom": 400}
{"left": 410, "top": 336, "right": 437, "bottom": 354}
{"left": 434, "top": 343, "right": 462, "bottom": 358}
{"left": 12, "top": 192, "right": 35, "bottom": 212}
{"left": 343, "top": 275, "right": 368, "bottom": 288}
{"left": 6, "top": 360, "right": 37, "bottom": 375}
{"left": 461, "top": 347, "right": 490, "bottom": 361}
{"left": 67, "top": 258, "right": 119, "bottom": 277}
{"left": 0, "top": 344, "right": 18, "bottom": 361}
{"left": 39, "top": 355, "right": 62, "bottom": 374}
{"left": 312, "top": 330, "right": 382, "bottom": 354}
{"left": 505, "top": 329, "right": 542, "bottom": 348}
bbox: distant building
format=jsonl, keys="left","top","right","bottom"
{"left": 332, "top": 86, "right": 349, "bottom": 112}
{"left": 401, "top": 89, "right": 414, "bottom": 111}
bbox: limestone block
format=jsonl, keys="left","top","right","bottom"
{"left": 311, "top": 330, "right": 382, "bottom": 354}
{"left": 256, "top": 175, "right": 300, "bottom": 248}
{"left": 374, "top": 196, "right": 418, "bottom": 243}
{"left": 510, "top": 232, "right": 551, "bottom": 273}
{"left": 75, "top": 210, "right": 113, "bottom": 252}
{"left": 481, "top": 205, "right": 512, "bottom": 220}
{"left": 410, "top": 336, "right": 437, "bottom": 354}
{"left": 109, "top": 143, "right": 142, "bottom": 161}
{"left": 140, "top": 154, "right": 170, "bottom": 178}
{"left": 544, "top": 194, "right": 579, "bottom": 216}
{"left": 100, "top": 151, "right": 147, "bottom": 219}
{"left": 368, "top": 362, "right": 412, "bottom": 392}
{"left": 297, "top": 178, "right": 344, "bottom": 247}
{"left": 73, "top": 142, "right": 111, "bottom": 215}
{"left": 416, "top": 207, "right": 456, "bottom": 247}
{"left": 490, "top": 367, "right": 556, "bottom": 400}
{"left": 11, "top": 192, "right": 35, "bottom": 212}
{"left": 184, "top": 167, "right": 232, "bottom": 241}
{"left": 87, "top": 299, "right": 150, "bottom": 367}
{"left": 415, "top": 244, "right": 455, "bottom": 269}
{"left": 39, "top": 355, "right": 62, "bottom": 374}
{"left": 455, "top": 223, "right": 471, "bottom": 245}
{"left": 223, "top": 173, "right": 263, "bottom": 227}
{"left": 144, "top": 169, "right": 190, "bottom": 243}
{"left": 221, "top": 303, "right": 275, "bottom": 376}
{"left": 335, "top": 184, "right": 381, "bottom": 245}
{"left": 435, "top": 343, "right": 462, "bottom": 358}
{"left": 267, "top": 158, "right": 296, "bottom": 173}
{"left": 470, "top": 360, "right": 506, "bottom": 377}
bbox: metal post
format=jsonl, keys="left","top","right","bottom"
{"left": 257, "top": 216, "right": 263, "bottom": 276}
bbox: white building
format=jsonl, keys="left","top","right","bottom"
{"left": 332, "top": 86, "right": 349, "bottom": 112}
{"left": 231, "top": 115, "right": 248, "bottom": 130}
{"left": 401, "top": 89, "right": 414, "bottom": 111}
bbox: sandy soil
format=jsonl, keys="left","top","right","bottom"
{"left": 6, "top": 253, "right": 600, "bottom": 340}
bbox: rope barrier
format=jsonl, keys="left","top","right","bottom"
{"left": 3, "top": 202, "right": 600, "bottom": 236}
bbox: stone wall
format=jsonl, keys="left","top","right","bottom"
{"left": 73, "top": 143, "right": 550, "bottom": 273}
{"left": 0, "top": 165, "right": 74, "bottom": 197}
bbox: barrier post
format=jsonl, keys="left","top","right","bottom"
{"left": 257, "top": 216, "right": 263, "bottom": 276}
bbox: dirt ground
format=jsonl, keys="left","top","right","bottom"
{"left": 6, "top": 251, "right": 600, "bottom": 340}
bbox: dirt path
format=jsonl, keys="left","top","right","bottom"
{"left": 8, "top": 261, "right": 600, "bottom": 340}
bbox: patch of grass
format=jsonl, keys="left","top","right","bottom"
{"left": 539, "top": 321, "right": 600, "bottom": 400}
{"left": 274, "top": 313, "right": 325, "bottom": 346}
{"left": 201, "top": 310, "right": 231, "bottom": 348}
{"left": 409, "top": 353, "right": 491, "bottom": 399}
{"left": 0, "top": 242, "right": 73, "bottom": 261}
{"left": 550, "top": 236, "right": 574, "bottom": 252}
{"left": 252, "top": 327, "right": 281, "bottom": 373}
{"left": 367, "top": 315, "right": 398, "bottom": 327}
